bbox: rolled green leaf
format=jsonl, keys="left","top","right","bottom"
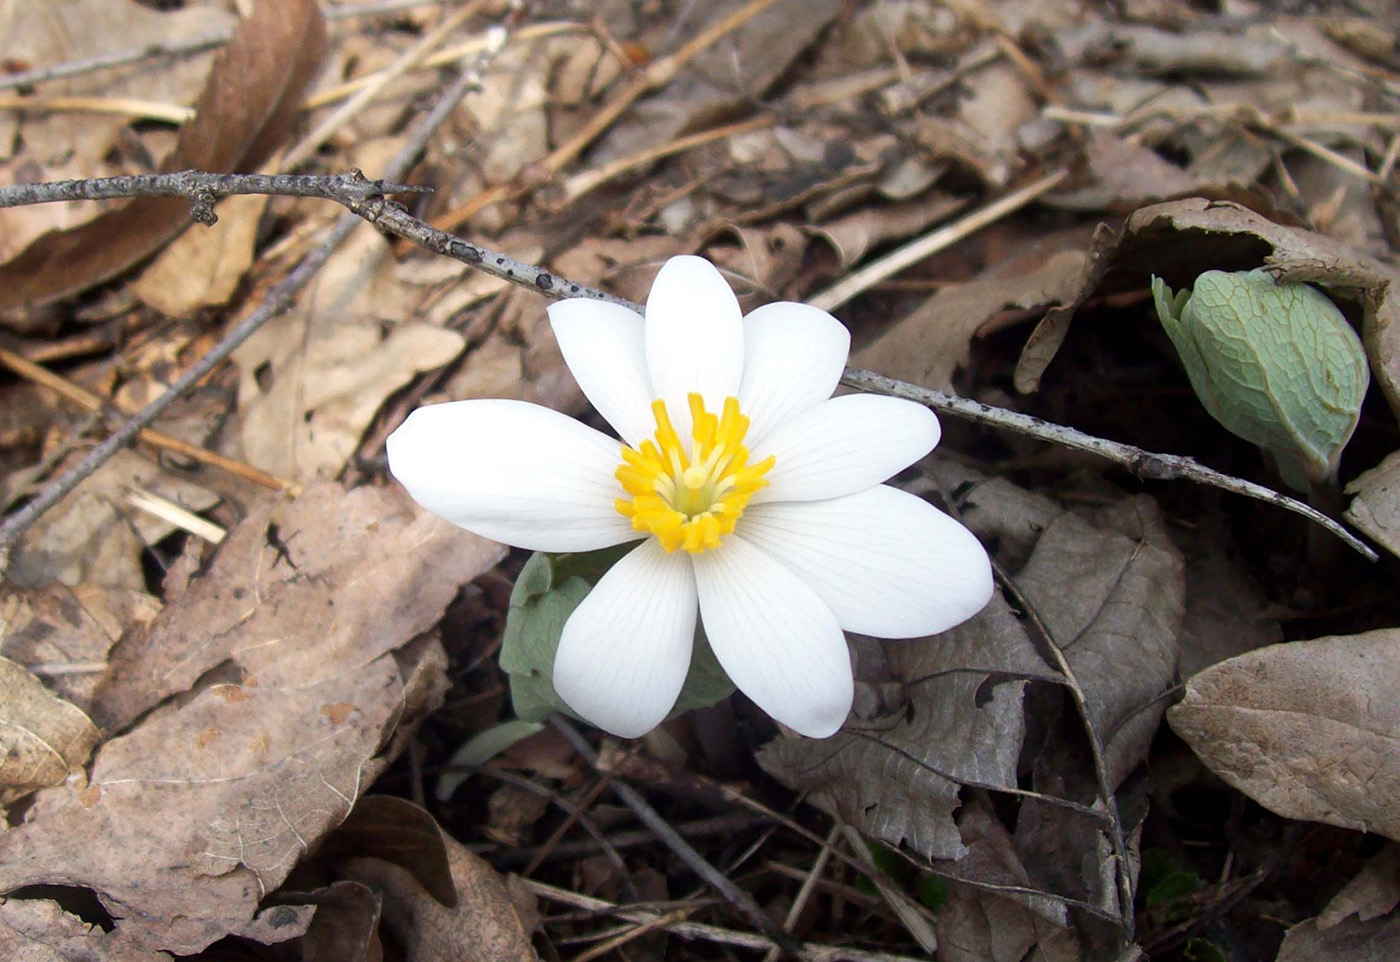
{"left": 1151, "top": 269, "right": 1368, "bottom": 490}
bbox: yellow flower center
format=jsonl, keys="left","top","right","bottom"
{"left": 615, "top": 393, "right": 775, "bottom": 554}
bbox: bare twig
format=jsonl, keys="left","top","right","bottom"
{"left": 0, "top": 346, "right": 300, "bottom": 494}
{"left": 525, "top": 879, "right": 930, "bottom": 962}
{"left": 0, "top": 21, "right": 521, "bottom": 568}
{"left": 840, "top": 369, "right": 1377, "bottom": 561}
{"left": 548, "top": 715, "right": 803, "bottom": 956}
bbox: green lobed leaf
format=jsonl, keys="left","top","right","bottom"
{"left": 498, "top": 545, "right": 735, "bottom": 725}
{"left": 1151, "top": 269, "right": 1369, "bottom": 490}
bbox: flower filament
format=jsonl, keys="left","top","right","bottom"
{"left": 615, "top": 393, "right": 774, "bottom": 554}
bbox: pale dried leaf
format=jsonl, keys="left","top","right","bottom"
{"left": 232, "top": 231, "right": 466, "bottom": 481}
{"left": 91, "top": 482, "right": 503, "bottom": 733}
{"left": 342, "top": 832, "right": 538, "bottom": 962}
{"left": 1168, "top": 629, "right": 1400, "bottom": 841}
{"left": 1346, "top": 451, "right": 1400, "bottom": 561}
{"left": 591, "top": 0, "right": 846, "bottom": 164}
{"left": 1014, "top": 496, "right": 1185, "bottom": 788}
{"left": 0, "top": 656, "right": 100, "bottom": 806}
{"left": 0, "top": 0, "right": 327, "bottom": 328}
{"left": 1046, "top": 132, "right": 1199, "bottom": 212}
{"left": 131, "top": 193, "right": 270, "bottom": 315}
{"left": 1013, "top": 198, "right": 1400, "bottom": 418}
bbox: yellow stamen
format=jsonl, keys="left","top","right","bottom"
{"left": 614, "top": 393, "right": 774, "bottom": 554}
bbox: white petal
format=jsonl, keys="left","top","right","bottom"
{"left": 645, "top": 255, "right": 744, "bottom": 442}
{"left": 752, "top": 394, "right": 940, "bottom": 503}
{"left": 741, "top": 486, "right": 993, "bottom": 638}
{"left": 692, "top": 535, "right": 852, "bottom": 738}
{"left": 386, "top": 399, "right": 638, "bottom": 552}
{"left": 554, "top": 540, "right": 697, "bottom": 738}
{"left": 548, "top": 298, "right": 655, "bottom": 447}
{"left": 739, "top": 301, "right": 849, "bottom": 446}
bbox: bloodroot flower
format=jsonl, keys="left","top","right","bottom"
{"left": 387, "top": 256, "right": 992, "bottom": 738}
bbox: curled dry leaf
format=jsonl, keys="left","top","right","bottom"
{"left": 0, "top": 655, "right": 100, "bottom": 807}
{"left": 853, "top": 228, "right": 1097, "bottom": 393}
{"left": 341, "top": 828, "right": 539, "bottom": 962}
{"left": 0, "top": 0, "right": 327, "bottom": 330}
{"left": 1168, "top": 629, "right": 1400, "bottom": 841}
{"left": 1276, "top": 912, "right": 1400, "bottom": 962}
{"left": 1012, "top": 199, "right": 1400, "bottom": 424}
{"left": 1318, "top": 845, "right": 1400, "bottom": 929}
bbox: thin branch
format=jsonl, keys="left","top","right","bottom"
{"left": 548, "top": 715, "right": 804, "bottom": 956}
{"left": 0, "top": 184, "right": 1376, "bottom": 562}
{"left": 841, "top": 369, "right": 1377, "bottom": 561}
{"left": 525, "top": 879, "right": 930, "bottom": 962}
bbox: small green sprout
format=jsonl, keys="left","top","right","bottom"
{"left": 1151, "top": 269, "right": 1369, "bottom": 491}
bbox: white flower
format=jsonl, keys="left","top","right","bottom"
{"left": 387, "top": 256, "right": 993, "bottom": 739}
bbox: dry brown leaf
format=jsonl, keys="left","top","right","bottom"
{"left": 855, "top": 231, "right": 1096, "bottom": 392}
{"left": 0, "top": 0, "right": 327, "bottom": 330}
{"left": 0, "top": 656, "right": 100, "bottom": 806}
{"left": 342, "top": 830, "right": 538, "bottom": 962}
{"left": 131, "top": 192, "right": 271, "bottom": 316}
{"left": 1175, "top": 520, "right": 1282, "bottom": 677}
{"left": 232, "top": 231, "right": 466, "bottom": 482}
{"left": 317, "top": 795, "right": 457, "bottom": 908}
{"left": 0, "top": 631, "right": 442, "bottom": 954}
{"left": 91, "top": 482, "right": 504, "bottom": 733}
{"left": 1168, "top": 629, "right": 1400, "bottom": 841}
{"left": 0, "top": 582, "right": 160, "bottom": 713}
{"left": 1345, "top": 451, "right": 1400, "bottom": 561}
{"left": 1318, "top": 845, "right": 1400, "bottom": 929}
{"left": 1276, "top": 912, "right": 1400, "bottom": 962}
{"left": 6, "top": 450, "right": 219, "bottom": 592}
{"left": 0, "top": 897, "right": 170, "bottom": 962}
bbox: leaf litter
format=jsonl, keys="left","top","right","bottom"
{"left": 0, "top": 0, "right": 1399, "bottom": 960}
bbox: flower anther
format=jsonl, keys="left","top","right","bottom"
{"left": 616, "top": 394, "right": 774, "bottom": 554}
